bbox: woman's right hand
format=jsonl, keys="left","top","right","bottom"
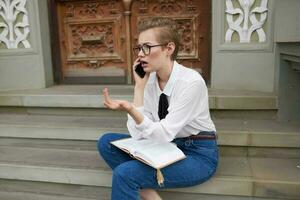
{"left": 133, "top": 58, "right": 150, "bottom": 88}
{"left": 102, "top": 88, "right": 132, "bottom": 112}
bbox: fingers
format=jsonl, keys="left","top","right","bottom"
{"left": 102, "top": 88, "right": 131, "bottom": 111}
{"left": 103, "top": 101, "right": 113, "bottom": 109}
{"left": 103, "top": 88, "right": 113, "bottom": 109}
{"left": 133, "top": 58, "right": 141, "bottom": 70}
{"left": 102, "top": 88, "right": 118, "bottom": 109}
{"left": 134, "top": 57, "right": 141, "bottom": 65}
{"left": 102, "top": 88, "right": 109, "bottom": 102}
{"left": 103, "top": 100, "right": 116, "bottom": 109}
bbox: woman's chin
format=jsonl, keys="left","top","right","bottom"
{"left": 143, "top": 67, "right": 151, "bottom": 72}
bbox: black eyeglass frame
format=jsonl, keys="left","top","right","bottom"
{"left": 133, "top": 43, "right": 168, "bottom": 55}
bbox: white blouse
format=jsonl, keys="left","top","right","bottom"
{"left": 127, "top": 61, "right": 216, "bottom": 143}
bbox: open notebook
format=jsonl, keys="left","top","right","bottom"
{"left": 111, "top": 138, "right": 186, "bottom": 186}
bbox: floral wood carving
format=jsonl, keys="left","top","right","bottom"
{"left": 0, "top": 0, "right": 31, "bottom": 49}
{"left": 138, "top": 0, "right": 148, "bottom": 13}
{"left": 66, "top": 4, "right": 75, "bottom": 17}
{"left": 225, "top": 0, "right": 269, "bottom": 43}
{"left": 153, "top": 0, "right": 183, "bottom": 14}
{"left": 65, "top": 1, "right": 119, "bottom": 18}
{"left": 137, "top": 0, "right": 197, "bottom": 14}
{"left": 186, "top": 0, "right": 197, "bottom": 13}
{"left": 69, "top": 23, "right": 114, "bottom": 57}
{"left": 79, "top": 3, "right": 100, "bottom": 17}
{"left": 132, "top": 17, "right": 196, "bottom": 57}
{"left": 177, "top": 19, "right": 194, "bottom": 55}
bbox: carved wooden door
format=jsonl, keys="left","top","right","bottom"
{"left": 52, "top": 0, "right": 211, "bottom": 84}
{"left": 131, "top": 0, "right": 211, "bottom": 81}
{"left": 55, "top": 0, "right": 128, "bottom": 84}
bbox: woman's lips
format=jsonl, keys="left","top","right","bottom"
{"left": 141, "top": 61, "right": 148, "bottom": 67}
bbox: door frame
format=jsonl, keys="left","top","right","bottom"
{"left": 48, "top": 0, "right": 63, "bottom": 84}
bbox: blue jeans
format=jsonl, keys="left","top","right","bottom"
{"left": 97, "top": 132, "right": 219, "bottom": 200}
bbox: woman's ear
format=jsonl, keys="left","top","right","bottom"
{"left": 166, "top": 42, "right": 175, "bottom": 57}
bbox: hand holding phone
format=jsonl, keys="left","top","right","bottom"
{"left": 134, "top": 63, "right": 146, "bottom": 78}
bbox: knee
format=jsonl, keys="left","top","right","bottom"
{"left": 113, "top": 164, "right": 133, "bottom": 185}
{"left": 97, "top": 133, "right": 115, "bottom": 155}
{"left": 112, "top": 164, "right": 141, "bottom": 198}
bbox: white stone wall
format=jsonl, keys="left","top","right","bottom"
{"left": 211, "top": 0, "right": 300, "bottom": 92}
{"left": 274, "top": 0, "right": 300, "bottom": 42}
{"left": 0, "top": 0, "right": 53, "bottom": 91}
{"left": 211, "top": 0, "right": 275, "bottom": 92}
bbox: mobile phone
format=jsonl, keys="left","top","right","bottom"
{"left": 135, "top": 63, "right": 146, "bottom": 78}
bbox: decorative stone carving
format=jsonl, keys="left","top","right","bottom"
{"left": 69, "top": 23, "right": 114, "bottom": 57}
{"left": 0, "top": 0, "right": 31, "bottom": 49}
{"left": 225, "top": 0, "right": 268, "bottom": 43}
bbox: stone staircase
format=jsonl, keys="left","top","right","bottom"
{"left": 0, "top": 85, "right": 299, "bottom": 200}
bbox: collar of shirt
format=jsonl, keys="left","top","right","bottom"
{"left": 154, "top": 61, "right": 180, "bottom": 96}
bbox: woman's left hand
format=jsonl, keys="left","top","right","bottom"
{"left": 102, "top": 88, "right": 133, "bottom": 112}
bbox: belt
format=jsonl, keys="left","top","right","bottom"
{"left": 187, "top": 133, "right": 217, "bottom": 140}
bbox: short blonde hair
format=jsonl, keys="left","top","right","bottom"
{"left": 138, "top": 17, "right": 179, "bottom": 60}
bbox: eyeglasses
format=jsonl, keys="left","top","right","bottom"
{"left": 133, "top": 43, "right": 167, "bottom": 55}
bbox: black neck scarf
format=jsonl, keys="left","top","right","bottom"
{"left": 158, "top": 93, "right": 169, "bottom": 120}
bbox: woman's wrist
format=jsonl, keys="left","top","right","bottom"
{"left": 134, "top": 83, "right": 146, "bottom": 91}
{"left": 126, "top": 103, "right": 135, "bottom": 113}
{"left": 133, "top": 84, "right": 145, "bottom": 107}
{"left": 127, "top": 105, "right": 144, "bottom": 125}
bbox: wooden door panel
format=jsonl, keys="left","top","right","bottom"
{"left": 52, "top": 0, "right": 211, "bottom": 84}
{"left": 56, "top": 0, "right": 127, "bottom": 83}
{"left": 131, "top": 0, "right": 211, "bottom": 81}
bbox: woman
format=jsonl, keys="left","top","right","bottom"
{"left": 98, "top": 17, "right": 218, "bottom": 200}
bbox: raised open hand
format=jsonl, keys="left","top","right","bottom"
{"left": 102, "top": 88, "right": 133, "bottom": 112}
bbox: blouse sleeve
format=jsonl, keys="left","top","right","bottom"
{"left": 126, "top": 87, "right": 155, "bottom": 139}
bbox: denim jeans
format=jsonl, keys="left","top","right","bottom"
{"left": 97, "top": 132, "right": 219, "bottom": 200}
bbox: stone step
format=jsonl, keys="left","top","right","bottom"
{"left": 0, "top": 180, "right": 110, "bottom": 200}
{"left": 1, "top": 137, "right": 300, "bottom": 159}
{"left": 0, "top": 146, "right": 299, "bottom": 199}
{"left": 0, "top": 191, "right": 97, "bottom": 200}
{"left": 0, "top": 85, "right": 277, "bottom": 109}
{"left": 0, "top": 107, "right": 278, "bottom": 120}
{"left": 0, "top": 113, "right": 299, "bottom": 148}
{"left": 0, "top": 180, "right": 288, "bottom": 200}
{"left": 211, "top": 109, "right": 278, "bottom": 120}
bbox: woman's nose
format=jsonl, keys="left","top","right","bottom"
{"left": 138, "top": 49, "right": 145, "bottom": 57}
